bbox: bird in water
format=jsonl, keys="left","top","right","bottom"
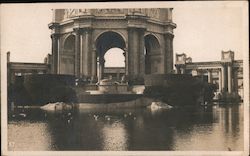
{"left": 105, "top": 115, "right": 111, "bottom": 121}
{"left": 94, "top": 115, "right": 99, "bottom": 120}
{"left": 18, "top": 113, "right": 26, "bottom": 118}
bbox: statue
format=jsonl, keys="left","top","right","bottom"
{"left": 121, "top": 75, "right": 127, "bottom": 84}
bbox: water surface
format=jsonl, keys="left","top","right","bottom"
{"left": 8, "top": 103, "right": 244, "bottom": 151}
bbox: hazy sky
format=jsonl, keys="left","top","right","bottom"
{"left": 1, "top": 2, "right": 248, "bottom": 66}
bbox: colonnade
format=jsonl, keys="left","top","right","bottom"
{"left": 194, "top": 62, "right": 237, "bottom": 94}
{"left": 51, "top": 30, "right": 174, "bottom": 83}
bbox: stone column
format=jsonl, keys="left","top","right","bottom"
{"left": 92, "top": 47, "right": 97, "bottom": 80}
{"left": 233, "top": 67, "right": 238, "bottom": 93}
{"left": 207, "top": 69, "right": 212, "bottom": 83}
{"left": 98, "top": 57, "right": 105, "bottom": 81}
{"left": 74, "top": 29, "right": 81, "bottom": 77}
{"left": 179, "top": 65, "right": 185, "bottom": 74}
{"left": 139, "top": 28, "right": 145, "bottom": 77}
{"left": 221, "top": 66, "right": 225, "bottom": 92}
{"left": 97, "top": 57, "right": 100, "bottom": 83}
{"left": 227, "top": 63, "right": 232, "bottom": 93}
{"left": 51, "top": 34, "right": 60, "bottom": 74}
{"left": 127, "top": 28, "right": 140, "bottom": 79}
{"left": 175, "top": 65, "right": 181, "bottom": 74}
{"left": 180, "top": 67, "right": 185, "bottom": 74}
{"left": 218, "top": 69, "right": 222, "bottom": 92}
{"left": 79, "top": 31, "right": 83, "bottom": 78}
{"left": 117, "top": 71, "right": 120, "bottom": 81}
{"left": 81, "top": 28, "right": 92, "bottom": 78}
{"left": 164, "top": 33, "right": 174, "bottom": 74}
{"left": 123, "top": 48, "right": 128, "bottom": 76}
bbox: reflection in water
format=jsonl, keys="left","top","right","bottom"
{"left": 102, "top": 121, "right": 128, "bottom": 150}
{"left": 8, "top": 103, "right": 243, "bottom": 151}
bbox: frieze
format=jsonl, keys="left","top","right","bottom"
{"left": 93, "top": 9, "right": 125, "bottom": 15}
{"left": 145, "top": 9, "right": 160, "bottom": 19}
{"left": 63, "top": 9, "right": 162, "bottom": 20}
{"left": 64, "top": 9, "right": 89, "bottom": 19}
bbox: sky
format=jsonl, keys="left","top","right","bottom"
{"left": 0, "top": 2, "right": 248, "bottom": 66}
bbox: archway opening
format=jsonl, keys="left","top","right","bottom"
{"left": 103, "top": 48, "right": 125, "bottom": 81}
{"left": 144, "top": 34, "right": 161, "bottom": 74}
{"left": 104, "top": 48, "right": 125, "bottom": 67}
{"left": 61, "top": 35, "right": 75, "bottom": 75}
{"left": 96, "top": 31, "right": 126, "bottom": 81}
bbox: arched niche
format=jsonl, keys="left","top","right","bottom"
{"left": 60, "top": 35, "right": 75, "bottom": 75}
{"left": 144, "top": 34, "right": 161, "bottom": 74}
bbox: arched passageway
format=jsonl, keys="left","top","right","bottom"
{"left": 95, "top": 31, "right": 126, "bottom": 81}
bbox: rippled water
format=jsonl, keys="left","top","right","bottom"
{"left": 8, "top": 103, "right": 244, "bottom": 151}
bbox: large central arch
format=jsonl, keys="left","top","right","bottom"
{"left": 95, "top": 31, "right": 126, "bottom": 81}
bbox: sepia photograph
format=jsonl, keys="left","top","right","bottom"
{"left": 1, "top": 2, "right": 249, "bottom": 156}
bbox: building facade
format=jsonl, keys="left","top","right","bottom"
{"left": 49, "top": 9, "right": 176, "bottom": 82}
{"left": 175, "top": 51, "right": 243, "bottom": 99}
{"left": 7, "top": 52, "right": 51, "bottom": 85}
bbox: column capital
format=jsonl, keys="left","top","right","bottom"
{"left": 97, "top": 57, "right": 105, "bottom": 64}
{"left": 73, "top": 28, "right": 83, "bottom": 35}
{"left": 50, "top": 33, "right": 60, "bottom": 39}
{"left": 127, "top": 26, "right": 146, "bottom": 31}
{"left": 206, "top": 69, "right": 213, "bottom": 72}
{"left": 221, "top": 62, "right": 233, "bottom": 66}
{"left": 220, "top": 62, "right": 227, "bottom": 67}
{"left": 227, "top": 62, "right": 233, "bottom": 66}
{"left": 48, "top": 22, "right": 60, "bottom": 29}
{"left": 73, "top": 27, "right": 91, "bottom": 34}
{"left": 164, "top": 32, "right": 174, "bottom": 39}
{"left": 82, "top": 27, "right": 93, "bottom": 31}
